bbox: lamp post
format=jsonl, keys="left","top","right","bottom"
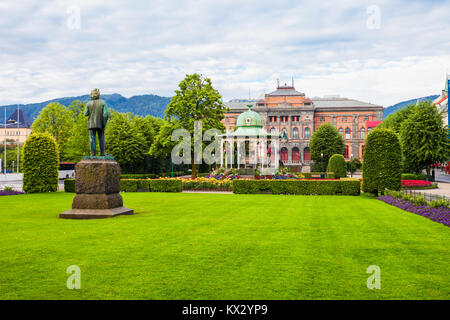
{"left": 8, "top": 117, "right": 18, "bottom": 173}
{"left": 350, "top": 153, "right": 353, "bottom": 178}
{"left": 3, "top": 106, "right": 6, "bottom": 175}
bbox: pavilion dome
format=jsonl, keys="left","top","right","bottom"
{"left": 236, "top": 105, "right": 263, "bottom": 127}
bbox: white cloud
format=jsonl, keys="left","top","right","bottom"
{"left": 0, "top": 0, "right": 449, "bottom": 107}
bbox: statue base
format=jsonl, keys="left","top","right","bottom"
{"left": 60, "top": 158, "right": 134, "bottom": 219}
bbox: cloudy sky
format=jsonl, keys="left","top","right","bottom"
{"left": 1, "top": 0, "right": 449, "bottom": 107}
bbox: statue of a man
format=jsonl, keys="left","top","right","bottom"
{"left": 84, "top": 88, "right": 109, "bottom": 156}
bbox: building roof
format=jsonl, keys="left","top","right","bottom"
{"left": 236, "top": 105, "right": 264, "bottom": 127}
{"left": 0, "top": 108, "right": 32, "bottom": 128}
{"left": 267, "top": 84, "right": 305, "bottom": 96}
{"left": 311, "top": 97, "right": 381, "bottom": 108}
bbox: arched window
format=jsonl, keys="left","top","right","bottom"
{"left": 293, "top": 127, "right": 299, "bottom": 139}
{"left": 338, "top": 127, "right": 343, "bottom": 136}
{"left": 281, "top": 128, "right": 288, "bottom": 140}
{"left": 360, "top": 127, "right": 365, "bottom": 139}
{"left": 368, "top": 127, "right": 372, "bottom": 133}
{"left": 345, "top": 127, "right": 351, "bottom": 140}
{"left": 303, "top": 147, "right": 310, "bottom": 161}
{"left": 304, "top": 127, "right": 311, "bottom": 139}
{"left": 270, "top": 127, "right": 276, "bottom": 134}
{"left": 292, "top": 147, "right": 300, "bottom": 162}
{"left": 281, "top": 147, "right": 288, "bottom": 161}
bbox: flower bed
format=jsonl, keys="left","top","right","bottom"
{"left": 181, "top": 177, "right": 233, "bottom": 191}
{"left": 377, "top": 195, "right": 449, "bottom": 227}
{"left": 0, "top": 190, "right": 24, "bottom": 196}
{"left": 401, "top": 180, "right": 437, "bottom": 189}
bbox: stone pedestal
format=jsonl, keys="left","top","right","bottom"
{"left": 60, "top": 158, "right": 133, "bottom": 219}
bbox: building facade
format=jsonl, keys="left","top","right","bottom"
{"left": 222, "top": 83, "right": 383, "bottom": 168}
{"left": 1, "top": 108, "right": 33, "bottom": 144}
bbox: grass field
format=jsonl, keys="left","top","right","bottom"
{"left": 0, "top": 192, "right": 448, "bottom": 300}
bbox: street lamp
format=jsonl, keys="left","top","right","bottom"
{"left": 8, "top": 116, "right": 19, "bottom": 174}
{"left": 350, "top": 153, "right": 353, "bottom": 178}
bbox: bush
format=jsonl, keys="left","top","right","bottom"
{"left": 327, "top": 154, "right": 347, "bottom": 178}
{"left": 401, "top": 173, "right": 427, "bottom": 180}
{"left": 119, "top": 179, "right": 182, "bottom": 192}
{"left": 232, "top": 179, "right": 360, "bottom": 196}
{"left": 22, "top": 133, "right": 59, "bottom": 193}
{"left": 149, "top": 179, "right": 182, "bottom": 192}
{"left": 352, "top": 158, "right": 362, "bottom": 170}
{"left": 121, "top": 173, "right": 157, "bottom": 179}
{"left": 64, "top": 179, "right": 75, "bottom": 193}
{"left": 326, "top": 172, "right": 335, "bottom": 179}
{"left": 429, "top": 199, "right": 450, "bottom": 208}
{"left": 362, "top": 129, "right": 402, "bottom": 195}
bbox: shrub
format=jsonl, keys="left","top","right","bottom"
{"left": 149, "top": 179, "right": 182, "bottom": 192}
{"left": 120, "top": 179, "right": 139, "bottom": 192}
{"left": 309, "top": 123, "right": 345, "bottom": 172}
{"left": 327, "top": 154, "right": 347, "bottom": 178}
{"left": 362, "top": 129, "right": 402, "bottom": 195}
{"left": 401, "top": 173, "right": 428, "bottom": 181}
{"left": 326, "top": 172, "right": 335, "bottom": 179}
{"left": 412, "top": 195, "right": 427, "bottom": 206}
{"left": 64, "top": 179, "right": 75, "bottom": 193}
{"left": 22, "top": 133, "right": 59, "bottom": 193}
{"left": 429, "top": 199, "right": 450, "bottom": 208}
{"left": 121, "top": 173, "right": 157, "bottom": 179}
{"left": 352, "top": 158, "right": 362, "bottom": 170}
{"left": 232, "top": 179, "right": 360, "bottom": 196}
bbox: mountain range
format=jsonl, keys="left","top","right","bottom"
{"left": 0, "top": 93, "right": 441, "bottom": 124}
{"left": 383, "top": 95, "right": 439, "bottom": 119}
{"left": 0, "top": 93, "right": 171, "bottom": 124}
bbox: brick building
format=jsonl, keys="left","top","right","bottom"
{"left": 222, "top": 82, "right": 383, "bottom": 169}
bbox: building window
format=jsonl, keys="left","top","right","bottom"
{"left": 364, "top": 116, "right": 369, "bottom": 121}
{"left": 338, "top": 127, "right": 343, "bottom": 136}
{"left": 320, "top": 116, "right": 325, "bottom": 122}
{"left": 360, "top": 127, "right": 365, "bottom": 139}
{"left": 342, "top": 117, "right": 347, "bottom": 122}
{"left": 345, "top": 127, "right": 351, "bottom": 140}
{"left": 270, "top": 127, "right": 276, "bottom": 134}
{"left": 344, "top": 145, "right": 349, "bottom": 158}
{"left": 269, "top": 116, "right": 277, "bottom": 122}
{"left": 281, "top": 147, "right": 288, "bottom": 161}
{"left": 293, "top": 127, "right": 299, "bottom": 139}
{"left": 368, "top": 127, "right": 372, "bottom": 133}
{"left": 303, "top": 147, "right": 310, "bottom": 161}
{"left": 281, "top": 128, "right": 288, "bottom": 140}
{"left": 291, "top": 115, "right": 300, "bottom": 122}
{"left": 292, "top": 147, "right": 300, "bottom": 162}
{"left": 304, "top": 127, "right": 311, "bottom": 139}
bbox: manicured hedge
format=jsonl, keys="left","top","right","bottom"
{"left": 401, "top": 173, "right": 427, "bottom": 181}
{"left": 303, "top": 172, "right": 335, "bottom": 179}
{"left": 120, "top": 179, "right": 182, "bottom": 192}
{"left": 22, "top": 133, "right": 59, "bottom": 193}
{"left": 232, "top": 179, "right": 360, "bottom": 195}
{"left": 121, "top": 173, "right": 158, "bottom": 179}
{"left": 327, "top": 154, "right": 347, "bottom": 178}
{"left": 64, "top": 179, "right": 75, "bottom": 193}
{"left": 362, "top": 129, "right": 402, "bottom": 195}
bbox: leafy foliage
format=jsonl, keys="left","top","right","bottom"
{"left": 22, "top": 133, "right": 59, "bottom": 193}
{"left": 362, "top": 129, "right": 402, "bottom": 195}
{"left": 399, "top": 101, "right": 449, "bottom": 174}
{"left": 163, "top": 73, "right": 228, "bottom": 178}
{"left": 327, "top": 154, "right": 347, "bottom": 178}
{"left": 31, "top": 102, "right": 72, "bottom": 159}
{"left": 309, "top": 123, "right": 345, "bottom": 172}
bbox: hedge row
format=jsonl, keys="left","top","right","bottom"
{"left": 302, "top": 172, "right": 335, "bottom": 179}
{"left": 401, "top": 173, "right": 428, "bottom": 181}
{"left": 232, "top": 179, "right": 360, "bottom": 195}
{"left": 64, "top": 179, "right": 182, "bottom": 193}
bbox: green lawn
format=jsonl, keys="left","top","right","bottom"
{"left": 0, "top": 192, "right": 448, "bottom": 300}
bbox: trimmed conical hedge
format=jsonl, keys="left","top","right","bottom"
{"left": 362, "top": 129, "right": 402, "bottom": 195}
{"left": 22, "top": 133, "right": 59, "bottom": 193}
{"left": 327, "top": 154, "right": 347, "bottom": 178}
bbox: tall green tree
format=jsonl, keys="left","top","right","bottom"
{"left": 164, "top": 73, "right": 227, "bottom": 178}
{"left": 378, "top": 104, "right": 416, "bottom": 134}
{"left": 105, "top": 111, "right": 147, "bottom": 173}
{"left": 64, "top": 101, "right": 90, "bottom": 162}
{"left": 400, "top": 101, "right": 449, "bottom": 175}
{"left": 31, "top": 102, "right": 72, "bottom": 159}
{"left": 309, "top": 123, "right": 345, "bottom": 172}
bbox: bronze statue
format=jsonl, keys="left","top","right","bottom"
{"left": 84, "top": 88, "right": 109, "bottom": 156}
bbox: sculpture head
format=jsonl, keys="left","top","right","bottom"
{"left": 90, "top": 88, "right": 100, "bottom": 100}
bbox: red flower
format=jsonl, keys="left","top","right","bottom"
{"left": 401, "top": 180, "right": 432, "bottom": 187}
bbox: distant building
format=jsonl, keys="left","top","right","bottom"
{"left": 222, "top": 81, "right": 383, "bottom": 168}
{"left": 432, "top": 75, "right": 449, "bottom": 129}
{"left": 0, "top": 108, "right": 33, "bottom": 144}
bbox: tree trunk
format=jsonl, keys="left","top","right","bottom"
{"left": 191, "top": 162, "right": 198, "bottom": 179}
{"left": 426, "top": 165, "right": 431, "bottom": 176}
